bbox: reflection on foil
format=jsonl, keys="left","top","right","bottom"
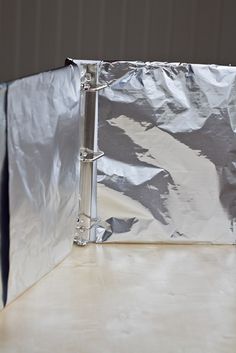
{"left": 97, "top": 62, "right": 236, "bottom": 244}
{"left": 7, "top": 65, "right": 81, "bottom": 303}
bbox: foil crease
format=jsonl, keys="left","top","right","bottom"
{"left": 97, "top": 62, "right": 236, "bottom": 244}
{"left": 7, "top": 65, "right": 81, "bottom": 303}
{"left": 0, "top": 84, "right": 7, "bottom": 308}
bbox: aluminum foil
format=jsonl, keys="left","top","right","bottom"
{"left": 0, "top": 84, "right": 7, "bottom": 308}
{"left": 96, "top": 61, "right": 236, "bottom": 244}
{"left": 7, "top": 65, "right": 81, "bottom": 303}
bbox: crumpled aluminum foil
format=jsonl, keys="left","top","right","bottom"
{"left": 7, "top": 65, "right": 81, "bottom": 303}
{"left": 96, "top": 61, "right": 236, "bottom": 244}
{"left": 0, "top": 84, "right": 7, "bottom": 308}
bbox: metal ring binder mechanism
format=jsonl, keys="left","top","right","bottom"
{"left": 74, "top": 62, "right": 105, "bottom": 246}
{"left": 1, "top": 59, "right": 236, "bottom": 307}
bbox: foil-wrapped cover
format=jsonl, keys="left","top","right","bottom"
{"left": 0, "top": 84, "right": 7, "bottom": 308}
{"left": 7, "top": 65, "right": 81, "bottom": 303}
{"left": 97, "top": 61, "right": 236, "bottom": 244}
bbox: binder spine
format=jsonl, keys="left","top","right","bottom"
{"left": 74, "top": 63, "right": 104, "bottom": 246}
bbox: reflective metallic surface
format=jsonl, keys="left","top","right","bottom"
{"left": 73, "top": 62, "right": 101, "bottom": 246}
{"left": 0, "top": 84, "right": 7, "bottom": 309}
{"left": 97, "top": 62, "right": 236, "bottom": 244}
{"left": 7, "top": 65, "right": 81, "bottom": 303}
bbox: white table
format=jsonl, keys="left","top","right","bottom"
{"left": 0, "top": 244, "right": 235, "bottom": 353}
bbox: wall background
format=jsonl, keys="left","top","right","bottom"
{"left": 0, "top": 0, "right": 236, "bottom": 82}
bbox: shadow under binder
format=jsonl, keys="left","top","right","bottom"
{"left": 0, "top": 84, "right": 9, "bottom": 308}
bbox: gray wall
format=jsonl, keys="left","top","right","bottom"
{"left": 0, "top": 0, "right": 236, "bottom": 82}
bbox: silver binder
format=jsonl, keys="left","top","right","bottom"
{"left": 1, "top": 59, "right": 236, "bottom": 309}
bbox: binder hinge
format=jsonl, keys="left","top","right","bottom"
{"left": 80, "top": 148, "right": 104, "bottom": 162}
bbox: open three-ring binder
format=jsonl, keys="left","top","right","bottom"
{"left": 1, "top": 59, "right": 236, "bottom": 308}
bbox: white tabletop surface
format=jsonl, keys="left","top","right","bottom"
{"left": 0, "top": 244, "right": 235, "bottom": 353}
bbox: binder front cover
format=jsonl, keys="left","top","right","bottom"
{"left": 7, "top": 65, "right": 81, "bottom": 303}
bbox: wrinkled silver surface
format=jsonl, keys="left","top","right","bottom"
{"left": 0, "top": 84, "right": 7, "bottom": 309}
{"left": 7, "top": 65, "right": 81, "bottom": 303}
{"left": 97, "top": 61, "right": 236, "bottom": 244}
